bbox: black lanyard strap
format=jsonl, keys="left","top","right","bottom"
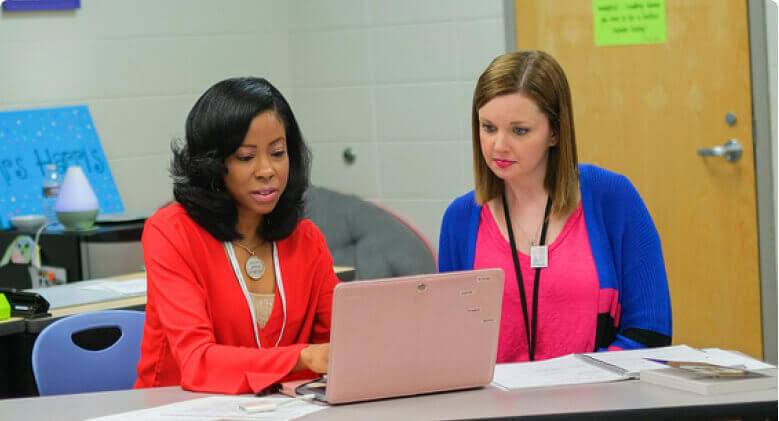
{"left": 501, "top": 192, "right": 552, "bottom": 361}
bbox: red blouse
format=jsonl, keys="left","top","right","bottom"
{"left": 135, "top": 204, "right": 338, "bottom": 394}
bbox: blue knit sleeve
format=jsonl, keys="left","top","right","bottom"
{"left": 609, "top": 177, "right": 672, "bottom": 350}
{"left": 438, "top": 192, "right": 477, "bottom": 272}
{"left": 438, "top": 199, "right": 459, "bottom": 272}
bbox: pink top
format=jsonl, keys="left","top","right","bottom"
{"left": 474, "top": 203, "right": 600, "bottom": 363}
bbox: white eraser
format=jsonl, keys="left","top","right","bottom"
{"left": 238, "top": 401, "right": 278, "bottom": 413}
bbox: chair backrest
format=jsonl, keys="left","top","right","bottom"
{"left": 32, "top": 309, "right": 145, "bottom": 396}
{"left": 304, "top": 186, "right": 436, "bottom": 280}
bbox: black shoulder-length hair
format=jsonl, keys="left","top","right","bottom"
{"left": 171, "top": 77, "right": 311, "bottom": 242}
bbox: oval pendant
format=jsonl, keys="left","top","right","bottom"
{"left": 245, "top": 255, "right": 265, "bottom": 280}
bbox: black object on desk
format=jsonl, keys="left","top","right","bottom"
{"left": 0, "top": 221, "right": 144, "bottom": 289}
{"left": 0, "top": 288, "right": 50, "bottom": 318}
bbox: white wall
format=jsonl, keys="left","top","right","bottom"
{"left": 768, "top": 0, "right": 778, "bottom": 193}
{"left": 3, "top": 1, "right": 777, "bottom": 263}
{"left": 287, "top": 0, "right": 507, "bottom": 250}
{"left": 0, "top": 0, "right": 291, "bottom": 215}
{"left": 0, "top": 0, "right": 506, "bottom": 252}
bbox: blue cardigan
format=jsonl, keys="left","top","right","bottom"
{"left": 438, "top": 164, "right": 672, "bottom": 350}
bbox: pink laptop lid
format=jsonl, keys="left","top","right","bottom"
{"left": 325, "top": 269, "right": 504, "bottom": 404}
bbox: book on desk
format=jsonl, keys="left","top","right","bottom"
{"left": 640, "top": 361, "right": 777, "bottom": 395}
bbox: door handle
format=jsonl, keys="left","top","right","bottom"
{"left": 697, "top": 139, "right": 742, "bottom": 162}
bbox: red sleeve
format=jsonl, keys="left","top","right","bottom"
{"left": 143, "top": 218, "right": 307, "bottom": 394}
{"left": 307, "top": 223, "right": 340, "bottom": 344}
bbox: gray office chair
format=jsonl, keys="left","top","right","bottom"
{"left": 304, "top": 186, "right": 436, "bottom": 280}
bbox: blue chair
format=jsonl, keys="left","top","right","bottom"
{"left": 32, "top": 309, "right": 145, "bottom": 395}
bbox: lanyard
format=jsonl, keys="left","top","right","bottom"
{"left": 501, "top": 192, "right": 552, "bottom": 361}
{"left": 225, "top": 241, "right": 287, "bottom": 349}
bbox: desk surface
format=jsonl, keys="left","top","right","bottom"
{"left": 0, "top": 379, "right": 776, "bottom": 421}
{"left": 5, "top": 221, "right": 145, "bottom": 241}
{"left": 0, "top": 317, "right": 25, "bottom": 336}
{"left": 0, "top": 267, "right": 358, "bottom": 398}
{"left": 25, "top": 272, "right": 148, "bottom": 334}
{"left": 24, "top": 266, "right": 356, "bottom": 333}
{"left": 3, "top": 265, "right": 357, "bottom": 336}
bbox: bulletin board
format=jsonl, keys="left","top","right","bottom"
{"left": 0, "top": 105, "right": 124, "bottom": 229}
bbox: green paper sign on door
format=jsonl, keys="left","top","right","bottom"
{"left": 593, "top": 0, "right": 667, "bottom": 46}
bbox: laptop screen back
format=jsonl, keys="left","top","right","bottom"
{"left": 324, "top": 269, "right": 504, "bottom": 404}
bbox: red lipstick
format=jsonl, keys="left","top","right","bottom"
{"left": 494, "top": 159, "right": 514, "bottom": 169}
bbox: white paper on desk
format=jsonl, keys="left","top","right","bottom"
{"left": 31, "top": 281, "right": 124, "bottom": 309}
{"left": 701, "top": 348, "right": 776, "bottom": 370}
{"left": 86, "top": 395, "right": 326, "bottom": 421}
{"left": 580, "top": 345, "right": 722, "bottom": 375}
{"left": 491, "top": 354, "right": 627, "bottom": 390}
{"left": 78, "top": 277, "right": 147, "bottom": 296}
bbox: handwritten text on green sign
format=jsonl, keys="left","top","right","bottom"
{"left": 593, "top": 0, "right": 667, "bottom": 46}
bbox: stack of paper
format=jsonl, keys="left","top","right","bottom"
{"left": 492, "top": 345, "right": 775, "bottom": 390}
{"left": 78, "top": 277, "right": 147, "bottom": 296}
{"left": 491, "top": 354, "right": 627, "bottom": 390}
{"left": 30, "top": 276, "right": 147, "bottom": 310}
{"left": 699, "top": 348, "right": 776, "bottom": 370}
{"left": 640, "top": 361, "right": 776, "bottom": 395}
{"left": 582, "top": 345, "right": 775, "bottom": 376}
{"left": 577, "top": 345, "right": 711, "bottom": 377}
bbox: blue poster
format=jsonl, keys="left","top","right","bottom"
{"left": 0, "top": 105, "right": 124, "bottom": 229}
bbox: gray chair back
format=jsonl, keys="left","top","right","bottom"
{"left": 304, "top": 186, "right": 436, "bottom": 280}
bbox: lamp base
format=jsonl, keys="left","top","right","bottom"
{"left": 56, "top": 210, "right": 98, "bottom": 231}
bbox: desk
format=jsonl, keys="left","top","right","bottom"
{"left": 26, "top": 272, "right": 148, "bottom": 334}
{"left": 0, "top": 317, "right": 25, "bottom": 336}
{"left": 0, "top": 274, "right": 148, "bottom": 398}
{"left": 26, "top": 267, "right": 355, "bottom": 334}
{"left": 0, "top": 267, "right": 357, "bottom": 398}
{"left": 0, "top": 380, "right": 776, "bottom": 420}
{"left": 0, "top": 222, "right": 145, "bottom": 289}
{"left": 0, "top": 317, "right": 26, "bottom": 397}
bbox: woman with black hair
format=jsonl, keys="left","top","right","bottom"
{"left": 135, "top": 77, "right": 337, "bottom": 394}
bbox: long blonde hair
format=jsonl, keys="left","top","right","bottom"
{"left": 471, "top": 50, "right": 579, "bottom": 216}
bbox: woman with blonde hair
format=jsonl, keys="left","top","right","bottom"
{"left": 439, "top": 51, "right": 671, "bottom": 362}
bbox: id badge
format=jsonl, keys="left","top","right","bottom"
{"left": 530, "top": 245, "right": 548, "bottom": 268}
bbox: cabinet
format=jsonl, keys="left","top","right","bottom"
{"left": 0, "top": 222, "right": 144, "bottom": 289}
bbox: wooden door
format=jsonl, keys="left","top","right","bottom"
{"left": 515, "top": 0, "right": 762, "bottom": 357}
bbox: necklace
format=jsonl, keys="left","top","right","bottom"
{"left": 503, "top": 196, "right": 543, "bottom": 247}
{"left": 232, "top": 240, "right": 265, "bottom": 280}
{"left": 514, "top": 219, "right": 542, "bottom": 247}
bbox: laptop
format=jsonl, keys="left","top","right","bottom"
{"left": 298, "top": 268, "right": 504, "bottom": 404}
